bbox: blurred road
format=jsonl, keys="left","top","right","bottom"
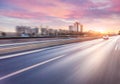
{"left": 0, "top": 39, "right": 66, "bottom": 48}
{"left": 0, "top": 36, "right": 120, "bottom": 84}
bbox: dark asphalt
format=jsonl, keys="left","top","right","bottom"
{"left": 0, "top": 36, "right": 120, "bottom": 84}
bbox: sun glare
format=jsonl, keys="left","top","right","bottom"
{"left": 94, "top": 28, "right": 107, "bottom": 34}
{"left": 98, "top": 29, "right": 106, "bottom": 33}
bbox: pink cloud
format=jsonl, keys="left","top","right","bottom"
{"left": 0, "top": 0, "right": 120, "bottom": 20}
{"left": 0, "top": 0, "right": 120, "bottom": 32}
{"left": 0, "top": 9, "right": 48, "bottom": 20}
{"left": 3, "top": 0, "right": 72, "bottom": 19}
{"left": 110, "top": 0, "right": 120, "bottom": 12}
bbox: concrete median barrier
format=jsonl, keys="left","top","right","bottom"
{"left": 0, "top": 37, "right": 100, "bottom": 55}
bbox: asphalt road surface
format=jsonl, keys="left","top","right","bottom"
{"left": 0, "top": 39, "right": 68, "bottom": 48}
{"left": 0, "top": 36, "right": 120, "bottom": 84}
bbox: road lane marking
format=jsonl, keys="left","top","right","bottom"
{"left": 0, "top": 38, "right": 105, "bottom": 60}
{"left": 0, "top": 43, "right": 93, "bottom": 60}
{"left": 0, "top": 36, "right": 117, "bottom": 48}
{"left": 0, "top": 40, "right": 59, "bottom": 47}
{"left": 0, "top": 55, "right": 65, "bottom": 81}
{"left": 0, "top": 37, "right": 117, "bottom": 80}
{"left": 0, "top": 38, "right": 75, "bottom": 47}
{"left": 0, "top": 49, "right": 46, "bottom": 60}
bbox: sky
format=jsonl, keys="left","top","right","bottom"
{"left": 0, "top": 0, "right": 120, "bottom": 33}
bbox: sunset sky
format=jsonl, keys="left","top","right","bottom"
{"left": 0, "top": 0, "right": 120, "bottom": 33}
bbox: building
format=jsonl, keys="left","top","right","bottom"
{"left": 74, "top": 22, "right": 80, "bottom": 32}
{"left": 80, "top": 24, "right": 83, "bottom": 33}
{"left": 69, "top": 22, "right": 83, "bottom": 33}
{"left": 41, "top": 28, "right": 49, "bottom": 35}
{"left": 31, "top": 27, "right": 39, "bottom": 36}
{"left": 16, "top": 26, "right": 39, "bottom": 37}
{"left": 16, "top": 26, "right": 30, "bottom": 35}
{"left": 74, "top": 22, "right": 83, "bottom": 32}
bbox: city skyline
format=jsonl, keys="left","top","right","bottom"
{"left": 0, "top": 0, "right": 120, "bottom": 33}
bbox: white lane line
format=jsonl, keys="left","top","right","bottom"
{"left": 0, "top": 41, "right": 41, "bottom": 47}
{"left": 0, "top": 55, "right": 65, "bottom": 81}
{"left": 0, "top": 48, "right": 46, "bottom": 60}
{"left": 0, "top": 37, "right": 91, "bottom": 47}
{"left": 0, "top": 38, "right": 102, "bottom": 60}
{"left": 0, "top": 39, "right": 69, "bottom": 47}
{"left": 0, "top": 40, "right": 54, "bottom": 47}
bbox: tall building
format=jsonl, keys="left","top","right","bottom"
{"left": 80, "top": 24, "right": 83, "bottom": 33}
{"left": 74, "top": 22, "right": 83, "bottom": 32}
{"left": 74, "top": 22, "right": 80, "bottom": 32}
{"left": 69, "top": 22, "right": 83, "bottom": 33}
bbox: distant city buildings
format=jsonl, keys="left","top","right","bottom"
{"left": 41, "top": 28, "right": 59, "bottom": 36}
{"left": 16, "top": 25, "right": 72, "bottom": 37}
{"left": 41, "top": 28, "right": 48, "bottom": 35}
{"left": 0, "top": 22, "right": 118, "bottom": 38}
{"left": 16, "top": 26, "right": 39, "bottom": 37}
{"left": 16, "top": 26, "right": 59, "bottom": 37}
{"left": 15, "top": 22, "right": 84, "bottom": 37}
{"left": 74, "top": 22, "right": 79, "bottom": 32}
{"left": 69, "top": 22, "right": 83, "bottom": 33}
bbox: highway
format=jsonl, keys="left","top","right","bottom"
{"left": 0, "top": 36, "right": 120, "bottom": 84}
{"left": 0, "top": 39, "right": 66, "bottom": 48}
